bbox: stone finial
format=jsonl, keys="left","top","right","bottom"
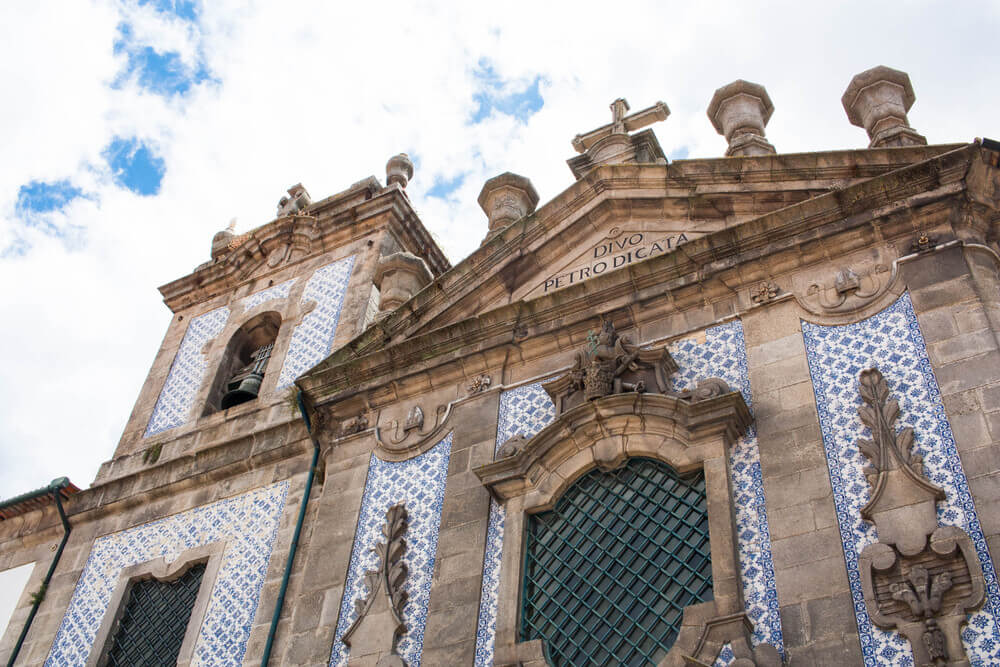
{"left": 386, "top": 153, "right": 414, "bottom": 189}
{"left": 276, "top": 183, "right": 312, "bottom": 218}
{"left": 211, "top": 219, "right": 237, "bottom": 259}
{"left": 477, "top": 172, "right": 539, "bottom": 243}
{"left": 374, "top": 252, "right": 433, "bottom": 315}
{"left": 707, "top": 80, "right": 776, "bottom": 157}
{"left": 842, "top": 66, "right": 927, "bottom": 148}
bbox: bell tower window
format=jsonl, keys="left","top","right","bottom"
{"left": 205, "top": 311, "right": 281, "bottom": 413}
{"left": 520, "top": 457, "right": 713, "bottom": 666}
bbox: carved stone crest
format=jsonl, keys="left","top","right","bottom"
{"left": 403, "top": 406, "right": 423, "bottom": 432}
{"left": 544, "top": 321, "right": 678, "bottom": 415}
{"left": 342, "top": 504, "right": 410, "bottom": 666}
{"left": 855, "top": 368, "right": 984, "bottom": 666}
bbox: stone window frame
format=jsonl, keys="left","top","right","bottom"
{"left": 475, "top": 392, "right": 779, "bottom": 667}
{"left": 86, "top": 541, "right": 226, "bottom": 667}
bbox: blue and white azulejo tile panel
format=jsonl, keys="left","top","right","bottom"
{"left": 241, "top": 278, "right": 296, "bottom": 312}
{"left": 145, "top": 306, "right": 230, "bottom": 437}
{"left": 277, "top": 255, "right": 355, "bottom": 389}
{"left": 330, "top": 434, "right": 453, "bottom": 667}
{"left": 474, "top": 382, "right": 557, "bottom": 667}
{"left": 670, "top": 321, "right": 783, "bottom": 661}
{"left": 802, "top": 292, "right": 1000, "bottom": 666}
{"left": 46, "top": 482, "right": 289, "bottom": 666}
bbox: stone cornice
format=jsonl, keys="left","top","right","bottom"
{"left": 158, "top": 181, "right": 449, "bottom": 312}
{"left": 0, "top": 418, "right": 312, "bottom": 541}
{"left": 297, "top": 143, "right": 980, "bottom": 406}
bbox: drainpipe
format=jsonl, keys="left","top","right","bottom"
{"left": 260, "top": 392, "right": 321, "bottom": 666}
{"left": 4, "top": 477, "right": 72, "bottom": 667}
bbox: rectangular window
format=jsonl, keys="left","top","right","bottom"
{"left": 105, "top": 563, "right": 206, "bottom": 666}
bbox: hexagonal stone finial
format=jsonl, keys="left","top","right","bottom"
{"left": 386, "top": 153, "right": 414, "bottom": 189}
{"left": 477, "top": 172, "right": 539, "bottom": 243}
{"left": 374, "top": 251, "right": 433, "bottom": 315}
{"left": 842, "top": 66, "right": 926, "bottom": 148}
{"left": 707, "top": 80, "right": 776, "bottom": 157}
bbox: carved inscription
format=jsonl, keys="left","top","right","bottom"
{"left": 541, "top": 230, "right": 697, "bottom": 293}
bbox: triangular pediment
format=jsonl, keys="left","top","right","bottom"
{"left": 378, "top": 145, "right": 960, "bottom": 340}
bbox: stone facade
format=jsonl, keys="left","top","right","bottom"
{"left": 3, "top": 68, "right": 1000, "bottom": 667}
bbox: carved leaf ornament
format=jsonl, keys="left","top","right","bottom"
{"left": 855, "top": 368, "right": 984, "bottom": 667}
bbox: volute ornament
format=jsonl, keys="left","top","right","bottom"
{"left": 855, "top": 368, "right": 984, "bottom": 667}
{"left": 797, "top": 263, "right": 893, "bottom": 316}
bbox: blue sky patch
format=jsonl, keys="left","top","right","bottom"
{"left": 138, "top": 0, "right": 198, "bottom": 21}
{"left": 103, "top": 137, "right": 166, "bottom": 196}
{"left": 427, "top": 173, "right": 466, "bottom": 200}
{"left": 16, "top": 180, "right": 85, "bottom": 215}
{"left": 470, "top": 60, "right": 544, "bottom": 124}
{"left": 669, "top": 146, "right": 690, "bottom": 160}
{"left": 113, "top": 23, "right": 211, "bottom": 97}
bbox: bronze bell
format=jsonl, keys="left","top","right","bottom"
{"left": 221, "top": 343, "right": 274, "bottom": 410}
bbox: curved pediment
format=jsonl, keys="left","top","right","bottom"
{"left": 473, "top": 390, "right": 751, "bottom": 509}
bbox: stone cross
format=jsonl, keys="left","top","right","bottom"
{"left": 572, "top": 97, "right": 670, "bottom": 153}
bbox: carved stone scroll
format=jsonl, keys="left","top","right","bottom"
{"left": 797, "top": 264, "right": 893, "bottom": 316}
{"left": 855, "top": 368, "right": 984, "bottom": 666}
{"left": 342, "top": 504, "right": 410, "bottom": 666}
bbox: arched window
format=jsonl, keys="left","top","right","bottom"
{"left": 520, "top": 457, "right": 713, "bottom": 666}
{"left": 205, "top": 311, "right": 281, "bottom": 413}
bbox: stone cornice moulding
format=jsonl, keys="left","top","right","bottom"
{"left": 159, "top": 185, "right": 448, "bottom": 312}
{"left": 298, "top": 145, "right": 983, "bottom": 405}
{"left": 473, "top": 391, "right": 752, "bottom": 509}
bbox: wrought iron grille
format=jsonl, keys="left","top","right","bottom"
{"left": 106, "top": 562, "right": 206, "bottom": 666}
{"left": 521, "top": 458, "right": 713, "bottom": 667}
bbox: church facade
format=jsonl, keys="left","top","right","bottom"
{"left": 3, "top": 66, "right": 1000, "bottom": 666}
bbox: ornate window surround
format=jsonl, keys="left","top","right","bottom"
{"left": 474, "top": 391, "right": 781, "bottom": 667}
{"left": 86, "top": 541, "right": 226, "bottom": 667}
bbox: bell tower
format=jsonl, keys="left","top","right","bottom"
{"left": 97, "top": 159, "right": 448, "bottom": 480}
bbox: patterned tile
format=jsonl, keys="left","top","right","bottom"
{"left": 240, "top": 278, "right": 296, "bottom": 312}
{"left": 330, "top": 434, "right": 452, "bottom": 667}
{"left": 475, "top": 382, "right": 556, "bottom": 667}
{"left": 277, "top": 256, "right": 355, "bottom": 389}
{"left": 46, "top": 482, "right": 289, "bottom": 666}
{"left": 802, "top": 292, "right": 1000, "bottom": 666}
{"left": 670, "top": 322, "right": 783, "bottom": 660}
{"left": 145, "top": 307, "right": 230, "bottom": 436}
{"left": 474, "top": 323, "right": 784, "bottom": 665}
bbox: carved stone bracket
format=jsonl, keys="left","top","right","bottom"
{"left": 342, "top": 504, "right": 410, "bottom": 667}
{"left": 854, "top": 368, "right": 984, "bottom": 666}
{"left": 340, "top": 413, "right": 370, "bottom": 437}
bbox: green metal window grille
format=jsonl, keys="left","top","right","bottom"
{"left": 106, "top": 562, "right": 206, "bottom": 666}
{"left": 521, "top": 457, "right": 713, "bottom": 666}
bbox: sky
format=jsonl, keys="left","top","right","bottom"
{"left": 0, "top": 0, "right": 998, "bottom": 497}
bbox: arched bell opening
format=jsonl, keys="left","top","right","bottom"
{"left": 204, "top": 311, "right": 281, "bottom": 414}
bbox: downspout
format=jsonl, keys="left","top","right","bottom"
{"left": 260, "top": 391, "right": 320, "bottom": 666}
{"left": 5, "top": 477, "right": 72, "bottom": 667}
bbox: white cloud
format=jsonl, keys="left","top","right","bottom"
{"left": 0, "top": 0, "right": 997, "bottom": 495}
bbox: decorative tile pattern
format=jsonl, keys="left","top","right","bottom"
{"left": 474, "top": 324, "right": 784, "bottom": 665}
{"left": 277, "top": 256, "right": 355, "bottom": 389}
{"left": 802, "top": 293, "right": 1000, "bottom": 666}
{"left": 670, "top": 322, "right": 783, "bottom": 660}
{"left": 475, "top": 382, "right": 556, "bottom": 667}
{"left": 330, "top": 434, "right": 453, "bottom": 667}
{"left": 145, "top": 306, "right": 230, "bottom": 436}
{"left": 240, "top": 278, "right": 296, "bottom": 312}
{"left": 46, "top": 482, "right": 289, "bottom": 666}
{"left": 714, "top": 642, "right": 735, "bottom": 667}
